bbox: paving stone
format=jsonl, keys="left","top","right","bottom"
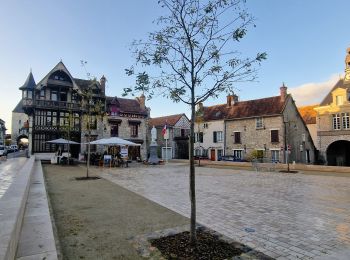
{"left": 99, "top": 163, "right": 350, "bottom": 259}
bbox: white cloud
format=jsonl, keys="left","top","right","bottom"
{"left": 289, "top": 74, "right": 341, "bottom": 106}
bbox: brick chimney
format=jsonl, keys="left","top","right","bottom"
{"left": 227, "top": 94, "right": 233, "bottom": 107}
{"left": 138, "top": 93, "right": 146, "bottom": 109}
{"left": 232, "top": 94, "right": 239, "bottom": 105}
{"left": 100, "top": 75, "right": 106, "bottom": 94}
{"left": 280, "top": 83, "right": 287, "bottom": 103}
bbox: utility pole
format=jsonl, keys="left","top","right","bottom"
{"left": 283, "top": 119, "right": 290, "bottom": 172}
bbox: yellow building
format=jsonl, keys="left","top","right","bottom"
{"left": 314, "top": 47, "right": 350, "bottom": 165}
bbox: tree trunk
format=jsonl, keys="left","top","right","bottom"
{"left": 190, "top": 101, "right": 197, "bottom": 245}
{"left": 86, "top": 113, "right": 91, "bottom": 178}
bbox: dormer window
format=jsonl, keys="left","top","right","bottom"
{"left": 336, "top": 95, "right": 344, "bottom": 106}
{"left": 51, "top": 90, "right": 58, "bottom": 101}
{"left": 40, "top": 90, "right": 45, "bottom": 99}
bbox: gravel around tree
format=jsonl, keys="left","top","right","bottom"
{"left": 43, "top": 165, "right": 189, "bottom": 260}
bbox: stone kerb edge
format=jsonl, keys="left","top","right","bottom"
{"left": 0, "top": 156, "right": 35, "bottom": 260}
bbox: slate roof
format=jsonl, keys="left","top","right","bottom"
{"left": 106, "top": 96, "right": 147, "bottom": 115}
{"left": 320, "top": 79, "right": 350, "bottom": 106}
{"left": 297, "top": 105, "right": 318, "bottom": 124}
{"left": 13, "top": 100, "right": 25, "bottom": 113}
{"left": 73, "top": 78, "right": 99, "bottom": 90}
{"left": 19, "top": 72, "right": 36, "bottom": 90}
{"left": 149, "top": 114, "right": 185, "bottom": 127}
{"left": 202, "top": 95, "right": 288, "bottom": 121}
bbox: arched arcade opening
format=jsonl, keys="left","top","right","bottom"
{"left": 326, "top": 140, "right": 350, "bottom": 166}
{"left": 17, "top": 134, "right": 29, "bottom": 149}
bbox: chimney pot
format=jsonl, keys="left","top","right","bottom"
{"left": 280, "top": 83, "right": 287, "bottom": 103}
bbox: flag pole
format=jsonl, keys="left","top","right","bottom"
{"left": 166, "top": 134, "right": 168, "bottom": 163}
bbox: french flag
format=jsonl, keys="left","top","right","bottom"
{"left": 162, "top": 122, "right": 167, "bottom": 136}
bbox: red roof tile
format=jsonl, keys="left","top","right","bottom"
{"left": 149, "top": 114, "right": 185, "bottom": 127}
{"left": 106, "top": 96, "right": 147, "bottom": 115}
{"left": 202, "top": 95, "right": 287, "bottom": 121}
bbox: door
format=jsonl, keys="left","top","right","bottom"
{"left": 210, "top": 149, "right": 215, "bottom": 161}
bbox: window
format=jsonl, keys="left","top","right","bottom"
{"left": 60, "top": 112, "right": 70, "bottom": 127}
{"left": 213, "top": 131, "right": 223, "bottom": 142}
{"left": 271, "top": 130, "right": 279, "bottom": 143}
{"left": 203, "top": 123, "right": 208, "bottom": 129}
{"left": 73, "top": 113, "right": 80, "bottom": 128}
{"left": 213, "top": 131, "right": 223, "bottom": 143}
{"left": 86, "top": 115, "right": 97, "bottom": 129}
{"left": 27, "top": 90, "right": 32, "bottom": 99}
{"left": 111, "top": 125, "right": 119, "bottom": 137}
{"left": 217, "top": 149, "right": 223, "bottom": 160}
{"left": 130, "top": 124, "right": 138, "bottom": 137}
{"left": 195, "top": 132, "right": 203, "bottom": 143}
{"left": 40, "top": 89, "right": 45, "bottom": 99}
{"left": 342, "top": 113, "right": 350, "bottom": 129}
{"left": 233, "top": 150, "right": 243, "bottom": 160}
{"left": 60, "top": 91, "right": 67, "bottom": 102}
{"left": 271, "top": 150, "right": 280, "bottom": 162}
{"left": 51, "top": 91, "right": 58, "bottom": 101}
{"left": 234, "top": 132, "right": 241, "bottom": 144}
{"left": 256, "top": 117, "right": 263, "bottom": 129}
{"left": 181, "top": 129, "right": 185, "bottom": 137}
{"left": 336, "top": 95, "right": 344, "bottom": 106}
{"left": 333, "top": 114, "right": 341, "bottom": 130}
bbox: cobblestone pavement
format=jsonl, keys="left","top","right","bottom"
{"left": 98, "top": 163, "right": 350, "bottom": 259}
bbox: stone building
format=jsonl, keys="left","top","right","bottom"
{"left": 101, "top": 95, "right": 149, "bottom": 160}
{"left": 148, "top": 114, "right": 190, "bottom": 159}
{"left": 314, "top": 48, "right": 350, "bottom": 166}
{"left": 0, "top": 119, "right": 6, "bottom": 145}
{"left": 197, "top": 85, "right": 316, "bottom": 164}
{"left": 194, "top": 101, "right": 225, "bottom": 161}
{"left": 17, "top": 61, "right": 149, "bottom": 159}
{"left": 297, "top": 105, "right": 318, "bottom": 148}
{"left": 12, "top": 100, "right": 29, "bottom": 145}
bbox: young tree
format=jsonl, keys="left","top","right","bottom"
{"left": 124, "top": 0, "right": 266, "bottom": 244}
{"left": 81, "top": 80, "right": 105, "bottom": 178}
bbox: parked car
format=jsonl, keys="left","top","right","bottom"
{"left": 219, "top": 155, "right": 246, "bottom": 162}
{"left": 10, "top": 145, "right": 18, "bottom": 152}
{"left": 6, "top": 146, "right": 14, "bottom": 153}
{"left": 0, "top": 145, "right": 7, "bottom": 156}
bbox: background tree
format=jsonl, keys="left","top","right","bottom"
{"left": 124, "top": 0, "right": 266, "bottom": 244}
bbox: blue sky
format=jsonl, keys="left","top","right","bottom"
{"left": 0, "top": 0, "right": 349, "bottom": 132}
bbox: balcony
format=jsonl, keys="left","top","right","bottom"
{"left": 47, "top": 79, "right": 73, "bottom": 87}
{"left": 23, "top": 99, "right": 81, "bottom": 110}
{"left": 33, "top": 125, "right": 81, "bottom": 132}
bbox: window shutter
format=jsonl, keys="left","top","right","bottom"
{"left": 213, "top": 131, "right": 217, "bottom": 143}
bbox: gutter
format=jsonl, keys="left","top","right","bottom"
{"left": 224, "top": 119, "right": 226, "bottom": 156}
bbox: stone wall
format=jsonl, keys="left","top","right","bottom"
{"left": 225, "top": 115, "right": 284, "bottom": 161}
{"left": 225, "top": 97, "right": 315, "bottom": 164}
{"left": 80, "top": 115, "right": 148, "bottom": 160}
{"left": 11, "top": 112, "right": 29, "bottom": 144}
